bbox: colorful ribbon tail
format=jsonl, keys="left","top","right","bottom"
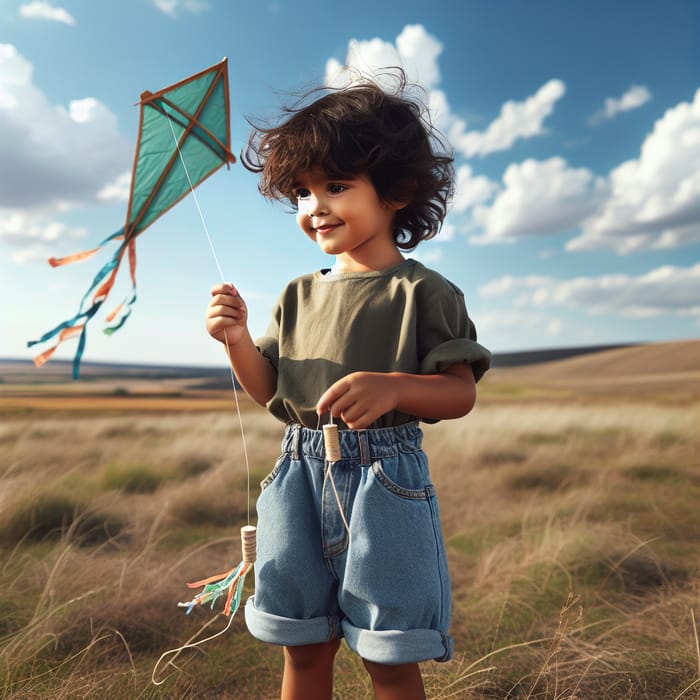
{"left": 104, "top": 287, "right": 137, "bottom": 335}
{"left": 28, "top": 228, "right": 128, "bottom": 377}
{"left": 47, "top": 229, "right": 125, "bottom": 268}
{"left": 178, "top": 561, "right": 252, "bottom": 617}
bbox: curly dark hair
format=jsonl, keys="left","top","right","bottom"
{"left": 241, "top": 70, "right": 455, "bottom": 250}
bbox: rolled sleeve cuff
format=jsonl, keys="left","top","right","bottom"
{"left": 420, "top": 338, "right": 492, "bottom": 382}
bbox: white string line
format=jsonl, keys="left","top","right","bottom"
{"left": 167, "top": 117, "right": 252, "bottom": 525}
{"left": 151, "top": 612, "right": 235, "bottom": 686}
{"left": 320, "top": 413, "right": 351, "bottom": 540}
{"left": 325, "top": 461, "right": 351, "bottom": 539}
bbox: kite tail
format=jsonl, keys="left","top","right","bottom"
{"left": 48, "top": 229, "right": 125, "bottom": 267}
{"left": 104, "top": 238, "right": 138, "bottom": 335}
{"left": 178, "top": 526, "right": 256, "bottom": 618}
{"left": 27, "top": 228, "right": 129, "bottom": 378}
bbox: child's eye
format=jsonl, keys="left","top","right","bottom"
{"left": 294, "top": 188, "right": 311, "bottom": 200}
{"left": 328, "top": 183, "right": 348, "bottom": 195}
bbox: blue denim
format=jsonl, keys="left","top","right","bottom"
{"left": 244, "top": 422, "right": 453, "bottom": 664}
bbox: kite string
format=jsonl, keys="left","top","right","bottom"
{"left": 167, "top": 119, "right": 251, "bottom": 525}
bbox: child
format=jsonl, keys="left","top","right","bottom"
{"left": 206, "top": 72, "right": 491, "bottom": 700}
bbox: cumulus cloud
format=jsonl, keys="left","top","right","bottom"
{"left": 19, "top": 2, "right": 75, "bottom": 25}
{"left": 0, "top": 44, "right": 130, "bottom": 210}
{"left": 0, "top": 210, "right": 86, "bottom": 247}
{"left": 452, "top": 165, "right": 499, "bottom": 213}
{"left": 471, "top": 157, "right": 607, "bottom": 244}
{"left": 449, "top": 80, "right": 566, "bottom": 158}
{"left": 569, "top": 88, "right": 700, "bottom": 253}
{"left": 152, "top": 0, "right": 210, "bottom": 17}
{"left": 475, "top": 309, "right": 569, "bottom": 346}
{"left": 325, "top": 25, "right": 565, "bottom": 159}
{"left": 480, "top": 262, "right": 700, "bottom": 319}
{"left": 0, "top": 44, "right": 131, "bottom": 254}
{"left": 325, "top": 24, "right": 443, "bottom": 92}
{"left": 589, "top": 84, "right": 652, "bottom": 126}
{"left": 97, "top": 172, "right": 132, "bottom": 202}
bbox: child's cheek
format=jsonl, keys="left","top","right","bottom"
{"left": 296, "top": 212, "right": 314, "bottom": 236}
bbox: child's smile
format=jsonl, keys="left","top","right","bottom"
{"left": 293, "top": 169, "right": 405, "bottom": 272}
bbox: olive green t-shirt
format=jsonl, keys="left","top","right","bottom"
{"left": 256, "top": 258, "right": 491, "bottom": 429}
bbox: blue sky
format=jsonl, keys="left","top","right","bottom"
{"left": 1, "top": 0, "right": 699, "bottom": 367}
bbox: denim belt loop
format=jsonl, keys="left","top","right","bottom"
{"left": 292, "top": 424, "right": 301, "bottom": 460}
{"left": 357, "top": 429, "right": 370, "bottom": 465}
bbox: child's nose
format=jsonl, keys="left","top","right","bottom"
{"left": 305, "top": 195, "right": 329, "bottom": 217}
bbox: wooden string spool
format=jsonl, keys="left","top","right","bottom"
{"left": 323, "top": 423, "right": 341, "bottom": 462}
{"left": 241, "top": 525, "right": 257, "bottom": 564}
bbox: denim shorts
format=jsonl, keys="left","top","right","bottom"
{"left": 244, "top": 422, "right": 453, "bottom": 664}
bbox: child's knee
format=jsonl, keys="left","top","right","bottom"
{"left": 283, "top": 639, "right": 341, "bottom": 670}
{"left": 362, "top": 659, "right": 419, "bottom": 684}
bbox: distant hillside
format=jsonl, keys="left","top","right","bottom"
{"left": 3, "top": 341, "right": 698, "bottom": 399}
{"left": 0, "top": 359, "right": 230, "bottom": 385}
{"left": 485, "top": 339, "right": 700, "bottom": 399}
{"left": 0, "top": 343, "right": 636, "bottom": 384}
{"left": 491, "top": 343, "right": 634, "bottom": 368}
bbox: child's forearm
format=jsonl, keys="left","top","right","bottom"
{"left": 224, "top": 329, "right": 277, "bottom": 407}
{"left": 390, "top": 364, "right": 477, "bottom": 420}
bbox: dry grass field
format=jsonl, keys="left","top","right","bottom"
{"left": 1, "top": 340, "right": 699, "bottom": 699}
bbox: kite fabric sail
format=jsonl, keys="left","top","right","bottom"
{"left": 28, "top": 58, "right": 236, "bottom": 378}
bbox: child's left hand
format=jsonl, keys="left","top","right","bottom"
{"left": 317, "top": 372, "right": 399, "bottom": 429}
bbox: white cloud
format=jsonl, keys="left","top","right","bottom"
{"left": 471, "top": 157, "right": 607, "bottom": 244}
{"left": 0, "top": 209, "right": 87, "bottom": 256}
{"left": 325, "top": 24, "right": 443, "bottom": 92}
{"left": 0, "top": 44, "right": 131, "bottom": 255}
{"left": 480, "top": 263, "right": 700, "bottom": 319}
{"left": 589, "top": 84, "right": 652, "bottom": 125}
{"left": 569, "top": 88, "right": 700, "bottom": 253}
{"left": 452, "top": 165, "right": 499, "bottom": 213}
{"left": 97, "top": 172, "right": 132, "bottom": 202}
{"left": 450, "top": 80, "right": 566, "bottom": 158}
{"left": 152, "top": 0, "right": 210, "bottom": 17}
{"left": 19, "top": 2, "right": 75, "bottom": 25}
{"left": 325, "top": 26, "right": 565, "bottom": 160}
{"left": 471, "top": 308, "right": 573, "bottom": 350}
{"left": 0, "top": 44, "right": 130, "bottom": 211}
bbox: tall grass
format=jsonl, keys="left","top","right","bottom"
{"left": 1, "top": 396, "right": 699, "bottom": 698}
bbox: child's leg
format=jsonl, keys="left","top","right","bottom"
{"left": 280, "top": 638, "right": 341, "bottom": 700}
{"left": 363, "top": 660, "right": 426, "bottom": 700}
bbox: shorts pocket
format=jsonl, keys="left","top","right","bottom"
{"left": 371, "top": 455, "right": 435, "bottom": 501}
{"left": 260, "top": 453, "right": 289, "bottom": 491}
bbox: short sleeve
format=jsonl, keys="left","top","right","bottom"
{"left": 418, "top": 281, "right": 491, "bottom": 383}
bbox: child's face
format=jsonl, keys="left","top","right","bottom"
{"left": 293, "top": 168, "right": 405, "bottom": 272}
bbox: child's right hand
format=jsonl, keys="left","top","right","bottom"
{"left": 206, "top": 283, "right": 249, "bottom": 347}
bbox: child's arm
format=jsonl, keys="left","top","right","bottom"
{"left": 206, "top": 283, "right": 276, "bottom": 406}
{"left": 316, "top": 363, "right": 476, "bottom": 429}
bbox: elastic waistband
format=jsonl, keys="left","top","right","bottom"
{"left": 282, "top": 422, "right": 423, "bottom": 463}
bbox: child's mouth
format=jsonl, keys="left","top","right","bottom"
{"left": 315, "top": 224, "right": 339, "bottom": 236}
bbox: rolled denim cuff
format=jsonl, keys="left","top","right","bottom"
{"left": 244, "top": 597, "right": 343, "bottom": 646}
{"left": 342, "top": 619, "right": 453, "bottom": 664}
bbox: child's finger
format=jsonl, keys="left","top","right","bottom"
{"left": 317, "top": 379, "right": 350, "bottom": 417}
{"left": 210, "top": 282, "right": 238, "bottom": 296}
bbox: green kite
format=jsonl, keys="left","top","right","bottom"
{"left": 28, "top": 59, "right": 236, "bottom": 377}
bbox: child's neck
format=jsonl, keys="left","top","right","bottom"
{"left": 333, "top": 249, "right": 405, "bottom": 274}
